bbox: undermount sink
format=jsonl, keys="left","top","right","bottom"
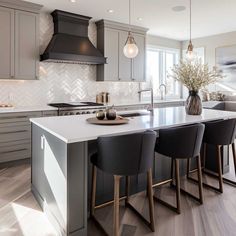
{"left": 120, "top": 112, "right": 150, "bottom": 118}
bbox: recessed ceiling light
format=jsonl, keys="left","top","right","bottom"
{"left": 172, "top": 6, "right": 186, "bottom": 12}
{"left": 69, "top": 0, "right": 77, "bottom": 3}
{"left": 107, "top": 9, "right": 114, "bottom": 13}
{"left": 137, "top": 17, "right": 143, "bottom": 21}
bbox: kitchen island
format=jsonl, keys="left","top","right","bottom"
{"left": 30, "top": 107, "right": 236, "bottom": 236}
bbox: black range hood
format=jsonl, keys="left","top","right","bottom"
{"left": 40, "top": 10, "right": 106, "bottom": 65}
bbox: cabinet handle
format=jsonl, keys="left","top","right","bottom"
{"left": 11, "top": 76, "right": 14, "bottom": 79}
{"left": 118, "top": 78, "right": 121, "bottom": 81}
{"left": 132, "top": 78, "right": 135, "bottom": 81}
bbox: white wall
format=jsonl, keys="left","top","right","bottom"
{"left": 182, "top": 31, "right": 236, "bottom": 93}
{"left": 182, "top": 31, "right": 236, "bottom": 67}
{"left": 147, "top": 35, "right": 181, "bottom": 49}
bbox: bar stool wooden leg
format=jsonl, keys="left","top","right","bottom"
{"left": 113, "top": 175, "right": 121, "bottom": 236}
{"left": 175, "top": 159, "right": 181, "bottom": 214}
{"left": 91, "top": 165, "right": 97, "bottom": 216}
{"left": 197, "top": 155, "right": 203, "bottom": 204}
{"left": 147, "top": 169, "right": 155, "bottom": 232}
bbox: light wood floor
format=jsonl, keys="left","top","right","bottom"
{"left": 1, "top": 163, "right": 236, "bottom": 236}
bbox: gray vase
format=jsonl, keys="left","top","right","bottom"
{"left": 185, "top": 90, "right": 202, "bottom": 115}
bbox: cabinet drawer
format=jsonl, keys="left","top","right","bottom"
{"left": 0, "top": 141, "right": 31, "bottom": 163}
{"left": 0, "top": 111, "right": 41, "bottom": 124}
{"left": 0, "top": 125, "right": 31, "bottom": 143}
{"left": 42, "top": 110, "right": 58, "bottom": 117}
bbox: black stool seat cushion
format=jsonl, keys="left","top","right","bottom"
{"left": 155, "top": 123, "right": 205, "bottom": 159}
{"left": 91, "top": 130, "right": 157, "bottom": 176}
{"left": 203, "top": 119, "right": 236, "bottom": 145}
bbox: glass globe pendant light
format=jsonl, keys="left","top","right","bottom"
{"left": 123, "top": 0, "right": 139, "bottom": 58}
{"left": 186, "top": 0, "right": 194, "bottom": 59}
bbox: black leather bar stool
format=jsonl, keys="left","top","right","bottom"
{"left": 90, "top": 131, "right": 157, "bottom": 236}
{"left": 188, "top": 119, "right": 236, "bottom": 193}
{"left": 154, "top": 123, "right": 205, "bottom": 214}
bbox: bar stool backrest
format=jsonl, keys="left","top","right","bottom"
{"left": 96, "top": 130, "right": 157, "bottom": 176}
{"left": 204, "top": 119, "right": 236, "bottom": 145}
{"left": 156, "top": 123, "right": 205, "bottom": 159}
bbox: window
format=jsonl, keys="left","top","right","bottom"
{"left": 146, "top": 46, "right": 180, "bottom": 99}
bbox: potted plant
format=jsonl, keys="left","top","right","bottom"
{"left": 169, "top": 59, "right": 223, "bottom": 115}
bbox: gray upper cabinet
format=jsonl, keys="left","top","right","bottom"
{"left": 96, "top": 20, "right": 148, "bottom": 82}
{"left": 0, "top": 0, "right": 42, "bottom": 80}
{"left": 118, "top": 31, "right": 132, "bottom": 81}
{"left": 104, "top": 28, "right": 119, "bottom": 81}
{"left": 0, "top": 7, "right": 14, "bottom": 79}
{"left": 15, "top": 10, "right": 39, "bottom": 80}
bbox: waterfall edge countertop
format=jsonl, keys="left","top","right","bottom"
{"left": 30, "top": 107, "right": 236, "bottom": 144}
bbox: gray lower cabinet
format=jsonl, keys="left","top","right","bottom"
{"left": 0, "top": 110, "right": 57, "bottom": 163}
{"left": 96, "top": 20, "right": 148, "bottom": 82}
{"left": 0, "top": 1, "right": 42, "bottom": 80}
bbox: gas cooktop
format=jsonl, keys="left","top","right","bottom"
{"left": 48, "top": 102, "right": 104, "bottom": 108}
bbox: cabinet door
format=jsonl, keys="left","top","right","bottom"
{"left": 104, "top": 29, "right": 119, "bottom": 81}
{"left": 132, "top": 33, "right": 146, "bottom": 81}
{"left": 0, "top": 7, "right": 14, "bottom": 79}
{"left": 119, "top": 31, "right": 132, "bottom": 81}
{"left": 15, "top": 10, "right": 39, "bottom": 80}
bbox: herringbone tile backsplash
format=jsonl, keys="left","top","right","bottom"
{"left": 0, "top": 13, "right": 147, "bottom": 107}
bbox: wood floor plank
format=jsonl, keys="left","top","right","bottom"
{"left": 1, "top": 162, "right": 236, "bottom": 236}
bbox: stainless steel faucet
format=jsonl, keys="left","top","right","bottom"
{"left": 138, "top": 88, "right": 154, "bottom": 114}
{"left": 159, "top": 84, "right": 167, "bottom": 100}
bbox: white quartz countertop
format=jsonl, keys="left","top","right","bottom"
{"left": 30, "top": 107, "right": 236, "bottom": 144}
{"left": 0, "top": 99, "right": 185, "bottom": 114}
{"left": 0, "top": 105, "right": 57, "bottom": 114}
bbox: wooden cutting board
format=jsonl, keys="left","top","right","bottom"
{"left": 86, "top": 117, "right": 129, "bottom": 125}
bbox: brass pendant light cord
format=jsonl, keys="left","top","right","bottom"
{"left": 129, "top": 0, "right": 131, "bottom": 32}
{"left": 190, "top": 0, "right": 192, "bottom": 42}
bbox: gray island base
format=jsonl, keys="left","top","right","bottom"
{"left": 30, "top": 107, "right": 236, "bottom": 236}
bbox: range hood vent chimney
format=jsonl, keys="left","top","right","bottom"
{"left": 40, "top": 10, "right": 107, "bottom": 65}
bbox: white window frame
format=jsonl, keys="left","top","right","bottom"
{"left": 146, "top": 45, "right": 181, "bottom": 100}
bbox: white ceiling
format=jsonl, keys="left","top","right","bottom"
{"left": 28, "top": 0, "right": 236, "bottom": 41}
